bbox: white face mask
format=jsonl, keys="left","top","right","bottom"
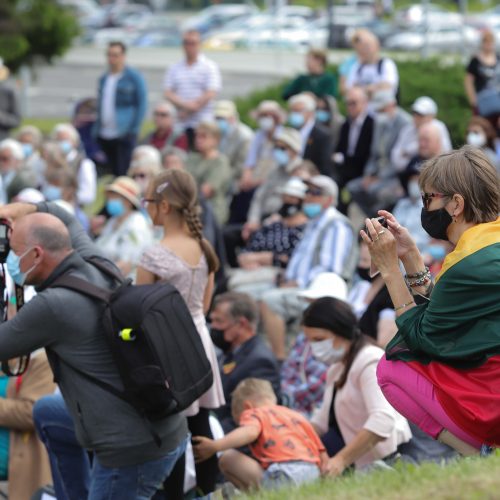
{"left": 407, "top": 180, "right": 421, "bottom": 201}
{"left": 310, "top": 338, "right": 346, "bottom": 366}
{"left": 466, "top": 132, "right": 486, "bottom": 148}
{"left": 258, "top": 116, "right": 275, "bottom": 132}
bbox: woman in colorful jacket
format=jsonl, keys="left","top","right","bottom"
{"left": 362, "top": 146, "right": 500, "bottom": 455}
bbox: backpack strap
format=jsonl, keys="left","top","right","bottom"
{"left": 377, "top": 58, "right": 384, "bottom": 74}
{"left": 51, "top": 274, "right": 112, "bottom": 303}
{"left": 84, "top": 256, "right": 126, "bottom": 284}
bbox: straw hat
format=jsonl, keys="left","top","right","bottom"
{"left": 105, "top": 176, "right": 141, "bottom": 209}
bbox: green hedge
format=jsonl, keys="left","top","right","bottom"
{"left": 235, "top": 57, "right": 471, "bottom": 148}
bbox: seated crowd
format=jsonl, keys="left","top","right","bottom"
{"left": 0, "top": 26, "right": 498, "bottom": 500}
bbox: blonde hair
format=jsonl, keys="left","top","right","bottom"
{"left": 196, "top": 121, "right": 221, "bottom": 141}
{"left": 231, "top": 378, "right": 277, "bottom": 421}
{"left": 419, "top": 146, "right": 499, "bottom": 223}
{"left": 151, "top": 169, "right": 220, "bottom": 273}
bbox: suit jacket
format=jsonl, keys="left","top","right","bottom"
{"left": 0, "top": 352, "right": 56, "bottom": 500}
{"left": 304, "top": 123, "right": 333, "bottom": 177}
{"left": 334, "top": 114, "right": 374, "bottom": 186}
{"left": 215, "top": 335, "right": 281, "bottom": 432}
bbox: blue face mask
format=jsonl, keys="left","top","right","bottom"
{"left": 288, "top": 111, "right": 305, "bottom": 129}
{"left": 42, "top": 184, "right": 63, "bottom": 201}
{"left": 6, "top": 248, "right": 36, "bottom": 286}
{"left": 59, "top": 140, "right": 72, "bottom": 155}
{"left": 303, "top": 202, "right": 323, "bottom": 219}
{"left": 216, "top": 118, "right": 230, "bottom": 136}
{"left": 106, "top": 198, "right": 126, "bottom": 217}
{"left": 316, "top": 109, "right": 330, "bottom": 123}
{"left": 273, "top": 148, "right": 289, "bottom": 167}
{"left": 22, "top": 143, "right": 33, "bottom": 158}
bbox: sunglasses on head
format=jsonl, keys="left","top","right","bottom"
{"left": 421, "top": 192, "right": 447, "bottom": 209}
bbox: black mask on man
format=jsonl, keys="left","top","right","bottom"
{"left": 210, "top": 328, "right": 232, "bottom": 353}
{"left": 421, "top": 207, "right": 453, "bottom": 241}
{"left": 278, "top": 201, "right": 302, "bottom": 219}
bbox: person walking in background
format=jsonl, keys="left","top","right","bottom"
{"left": 164, "top": 30, "right": 222, "bottom": 150}
{"left": 94, "top": 41, "right": 147, "bottom": 177}
{"left": 0, "top": 58, "right": 20, "bottom": 140}
{"left": 137, "top": 169, "right": 225, "bottom": 496}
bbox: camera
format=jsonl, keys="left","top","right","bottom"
{"left": 0, "top": 219, "right": 10, "bottom": 263}
{"left": 364, "top": 216, "right": 388, "bottom": 241}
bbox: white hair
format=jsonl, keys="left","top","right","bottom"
{"left": 155, "top": 100, "right": 177, "bottom": 119}
{"left": 52, "top": 123, "right": 80, "bottom": 147}
{"left": 130, "top": 145, "right": 161, "bottom": 171}
{"left": 16, "top": 125, "right": 43, "bottom": 148}
{"left": 289, "top": 93, "right": 316, "bottom": 112}
{"left": 0, "top": 139, "right": 24, "bottom": 161}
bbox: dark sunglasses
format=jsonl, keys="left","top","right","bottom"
{"left": 307, "top": 187, "right": 324, "bottom": 197}
{"left": 421, "top": 192, "right": 447, "bottom": 209}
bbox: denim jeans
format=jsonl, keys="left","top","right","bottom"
{"left": 88, "top": 436, "right": 188, "bottom": 500}
{"left": 33, "top": 393, "right": 91, "bottom": 500}
{"left": 261, "top": 461, "right": 320, "bottom": 490}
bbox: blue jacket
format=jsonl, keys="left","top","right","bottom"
{"left": 95, "top": 66, "right": 147, "bottom": 138}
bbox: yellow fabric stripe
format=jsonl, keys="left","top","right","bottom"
{"left": 436, "top": 218, "right": 500, "bottom": 283}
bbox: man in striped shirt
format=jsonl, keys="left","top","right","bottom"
{"left": 164, "top": 30, "right": 222, "bottom": 149}
{"left": 260, "top": 176, "right": 357, "bottom": 360}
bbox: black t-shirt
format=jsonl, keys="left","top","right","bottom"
{"left": 466, "top": 56, "right": 500, "bottom": 93}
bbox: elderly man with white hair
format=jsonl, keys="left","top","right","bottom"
{"left": 288, "top": 93, "right": 333, "bottom": 176}
{"left": 0, "top": 138, "right": 36, "bottom": 204}
{"left": 142, "top": 101, "right": 189, "bottom": 153}
{"left": 52, "top": 123, "right": 97, "bottom": 206}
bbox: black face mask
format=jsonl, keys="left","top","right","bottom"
{"left": 421, "top": 207, "right": 453, "bottom": 241}
{"left": 210, "top": 327, "right": 232, "bottom": 353}
{"left": 356, "top": 266, "right": 374, "bottom": 282}
{"left": 278, "top": 202, "right": 302, "bottom": 219}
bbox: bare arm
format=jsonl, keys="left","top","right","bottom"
{"left": 135, "top": 266, "right": 156, "bottom": 285}
{"left": 193, "top": 425, "right": 260, "bottom": 462}
{"left": 203, "top": 272, "right": 215, "bottom": 315}
{"left": 464, "top": 73, "right": 477, "bottom": 107}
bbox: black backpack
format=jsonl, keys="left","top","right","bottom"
{"left": 49, "top": 256, "right": 213, "bottom": 436}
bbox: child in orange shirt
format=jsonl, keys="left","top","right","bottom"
{"left": 193, "top": 378, "right": 327, "bottom": 491}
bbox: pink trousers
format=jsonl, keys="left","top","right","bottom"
{"left": 377, "top": 356, "right": 481, "bottom": 448}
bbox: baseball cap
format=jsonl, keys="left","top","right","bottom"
{"left": 298, "top": 273, "right": 348, "bottom": 301}
{"left": 214, "top": 100, "right": 237, "bottom": 119}
{"left": 274, "top": 127, "right": 302, "bottom": 154}
{"left": 277, "top": 177, "right": 308, "bottom": 199}
{"left": 411, "top": 96, "right": 437, "bottom": 116}
{"left": 307, "top": 175, "right": 339, "bottom": 201}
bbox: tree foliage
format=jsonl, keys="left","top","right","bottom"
{"left": 0, "top": 0, "right": 80, "bottom": 73}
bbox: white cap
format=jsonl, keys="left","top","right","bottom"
{"left": 14, "top": 188, "right": 45, "bottom": 204}
{"left": 298, "top": 273, "right": 348, "bottom": 301}
{"left": 411, "top": 96, "right": 437, "bottom": 116}
{"left": 307, "top": 175, "right": 339, "bottom": 201}
{"left": 277, "top": 177, "right": 308, "bottom": 199}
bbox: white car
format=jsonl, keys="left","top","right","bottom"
{"left": 394, "top": 4, "right": 462, "bottom": 28}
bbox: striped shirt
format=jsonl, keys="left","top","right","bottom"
{"left": 285, "top": 206, "right": 355, "bottom": 288}
{"left": 163, "top": 55, "right": 222, "bottom": 128}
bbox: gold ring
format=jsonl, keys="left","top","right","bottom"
{"left": 373, "top": 236, "right": 380, "bottom": 242}
{"left": 378, "top": 230, "right": 386, "bottom": 235}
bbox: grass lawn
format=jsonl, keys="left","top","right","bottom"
{"left": 245, "top": 452, "right": 500, "bottom": 500}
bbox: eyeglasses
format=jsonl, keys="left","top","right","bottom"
{"left": 183, "top": 40, "right": 199, "bottom": 46}
{"left": 132, "top": 173, "right": 147, "bottom": 179}
{"left": 421, "top": 192, "right": 447, "bottom": 210}
{"left": 141, "top": 198, "right": 157, "bottom": 208}
{"left": 346, "top": 100, "right": 358, "bottom": 106}
{"left": 154, "top": 112, "right": 170, "bottom": 118}
{"left": 307, "top": 188, "right": 324, "bottom": 197}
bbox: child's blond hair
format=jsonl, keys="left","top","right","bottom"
{"left": 231, "top": 378, "right": 277, "bottom": 422}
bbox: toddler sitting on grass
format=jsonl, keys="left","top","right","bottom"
{"left": 193, "top": 378, "right": 327, "bottom": 491}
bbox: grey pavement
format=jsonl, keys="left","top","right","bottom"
{"left": 23, "top": 46, "right": 352, "bottom": 119}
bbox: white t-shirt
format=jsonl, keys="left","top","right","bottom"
{"left": 346, "top": 58, "right": 399, "bottom": 96}
{"left": 100, "top": 73, "right": 122, "bottom": 139}
{"left": 163, "top": 55, "right": 222, "bottom": 128}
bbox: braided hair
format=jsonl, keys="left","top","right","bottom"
{"left": 152, "top": 169, "right": 220, "bottom": 273}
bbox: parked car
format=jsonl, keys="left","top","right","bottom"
{"left": 394, "top": 4, "right": 462, "bottom": 28}
{"left": 385, "top": 23, "right": 480, "bottom": 52}
{"left": 182, "top": 4, "right": 259, "bottom": 36}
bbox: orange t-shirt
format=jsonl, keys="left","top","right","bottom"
{"left": 239, "top": 405, "right": 325, "bottom": 469}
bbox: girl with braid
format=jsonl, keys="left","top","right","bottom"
{"left": 136, "top": 168, "right": 225, "bottom": 497}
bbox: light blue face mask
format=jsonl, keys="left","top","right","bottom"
{"left": 59, "top": 140, "right": 72, "bottom": 155}
{"left": 42, "top": 184, "right": 63, "bottom": 201}
{"left": 288, "top": 111, "right": 305, "bottom": 129}
{"left": 273, "top": 148, "right": 289, "bottom": 167}
{"left": 22, "top": 143, "right": 33, "bottom": 158}
{"left": 316, "top": 109, "right": 330, "bottom": 123}
{"left": 106, "top": 198, "right": 126, "bottom": 217}
{"left": 216, "top": 118, "right": 230, "bottom": 136}
{"left": 6, "top": 248, "right": 36, "bottom": 286}
{"left": 303, "top": 202, "right": 323, "bottom": 219}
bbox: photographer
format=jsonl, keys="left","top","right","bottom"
{"left": 0, "top": 201, "right": 188, "bottom": 499}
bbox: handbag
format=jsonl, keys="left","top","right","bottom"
{"left": 477, "top": 87, "right": 500, "bottom": 117}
